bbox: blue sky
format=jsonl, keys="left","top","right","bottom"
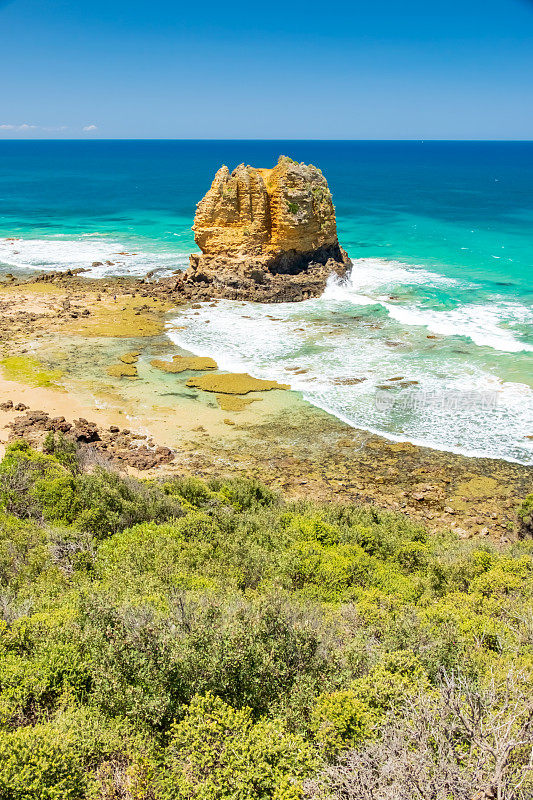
{"left": 1, "top": 0, "right": 532, "bottom": 139}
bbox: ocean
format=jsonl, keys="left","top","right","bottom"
{"left": 0, "top": 140, "right": 532, "bottom": 464}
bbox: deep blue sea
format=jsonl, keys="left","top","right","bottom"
{"left": 0, "top": 140, "right": 532, "bottom": 463}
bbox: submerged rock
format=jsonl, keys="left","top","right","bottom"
{"left": 150, "top": 355, "right": 218, "bottom": 373}
{"left": 120, "top": 351, "right": 140, "bottom": 364}
{"left": 332, "top": 377, "right": 367, "bottom": 385}
{"left": 186, "top": 373, "right": 289, "bottom": 394}
{"left": 107, "top": 363, "right": 138, "bottom": 378}
{"left": 186, "top": 156, "right": 352, "bottom": 302}
{"left": 215, "top": 394, "right": 261, "bottom": 411}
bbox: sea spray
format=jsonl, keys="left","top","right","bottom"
{"left": 167, "top": 258, "right": 533, "bottom": 464}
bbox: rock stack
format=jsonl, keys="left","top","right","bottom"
{"left": 185, "top": 156, "right": 352, "bottom": 302}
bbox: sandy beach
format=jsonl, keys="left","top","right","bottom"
{"left": 0, "top": 273, "right": 529, "bottom": 542}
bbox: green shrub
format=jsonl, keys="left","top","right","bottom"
{"left": 0, "top": 445, "right": 184, "bottom": 536}
{"left": 0, "top": 723, "right": 85, "bottom": 799}
{"left": 284, "top": 514, "right": 341, "bottom": 547}
{"left": 311, "top": 689, "right": 373, "bottom": 757}
{"left": 33, "top": 475, "right": 80, "bottom": 525}
{"left": 74, "top": 468, "right": 184, "bottom": 537}
{"left": 351, "top": 664, "right": 426, "bottom": 717}
{"left": 0, "top": 513, "right": 49, "bottom": 590}
{"left": 158, "top": 693, "right": 318, "bottom": 800}
{"left": 76, "top": 593, "right": 330, "bottom": 726}
{"left": 164, "top": 475, "right": 214, "bottom": 508}
{"left": 0, "top": 611, "right": 90, "bottom": 726}
{"left": 469, "top": 556, "right": 531, "bottom": 598}
{"left": 0, "top": 442, "right": 67, "bottom": 519}
{"left": 395, "top": 541, "right": 428, "bottom": 571}
{"left": 0, "top": 439, "right": 531, "bottom": 794}
{"left": 211, "top": 476, "right": 279, "bottom": 510}
{"left": 76, "top": 596, "right": 180, "bottom": 729}
{"left": 42, "top": 432, "right": 80, "bottom": 474}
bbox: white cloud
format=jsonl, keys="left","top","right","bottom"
{"left": 0, "top": 123, "right": 37, "bottom": 131}
{"left": 0, "top": 122, "right": 97, "bottom": 135}
{"left": 0, "top": 123, "right": 69, "bottom": 133}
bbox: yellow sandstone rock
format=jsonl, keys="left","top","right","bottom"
{"left": 150, "top": 355, "right": 218, "bottom": 373}
{"left": 215, "top": 394, "right": 261, "bottom": 411}
{"left": 186, "top": 373, "right": 289, "bottom": 395}
{"left": 107, "top": 363, "right": 138, "bottom": 378}
{"left": 186, "top": 156, "right": 351, "bottom": 302}
{"left": 193, "top": 156, "right": 338, "bottom": 256}
{"left": 192, "top": 156, "right": 338, "bottom": 259}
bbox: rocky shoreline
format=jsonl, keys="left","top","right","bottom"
{"left": 5, "top": 407, "right": 175, "bottom": 470}
{"left": 0, "top": 273, "right": 530, "bottom": 544}
{"left": 2, "top": 158, "right": 353, "bottom": 305}
{"left": 0, "top": 396, "right": 530, "bottom": 543}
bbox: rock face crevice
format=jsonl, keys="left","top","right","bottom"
{"left": 185, "top": 156, "right": 352, "bottom": 302}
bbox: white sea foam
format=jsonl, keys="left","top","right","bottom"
{"left": 166, "top": 290, "right": 533, "bottom": 464}
{"left": 324, "top": 261, "right": 533, "bottom": 353}
{"left": 381, "top": 301, "right": 533, "bottom": 353}
{"left": 323, "top": 257, "right": 459, "bottom": 298}
{"left": 0, "top": 235, "right": 186, "bottom": 277}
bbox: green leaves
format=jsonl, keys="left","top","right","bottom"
{"left": 311, "top": 690, "right": 374, "bottom": 757}
{"left": 0, "top": 441, "right": 531, "bottom": 797}
{"left": 160, "top": 693, "right": 317, "bottom": 800}
{"left": 0, "top": 442, "right": 184, "bottom": 536}
{"left": 0, "top": 724, "right": 86, "bottom": 800}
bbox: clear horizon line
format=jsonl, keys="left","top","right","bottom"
{"left": 0, "top": 137, "right": 532, "bottom": 143}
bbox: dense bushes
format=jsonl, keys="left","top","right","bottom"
{"left": 159, "top": 693, "right": 318, "bottom": 800}
{"left": 0, "top": 441, "right": 531, "bottom": 798}
{"left": 0, "top": 441, "right": 184, "bottom": 536}
{"left": 0, "top": 723, "right": 86, "bottom": 800}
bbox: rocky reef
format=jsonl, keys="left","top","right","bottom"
{"left": 183, "top": 156, "right": 352, "bottom": 302}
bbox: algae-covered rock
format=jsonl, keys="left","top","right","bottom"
{"left": 0, "top": 356, "right": 63, "bottom": 388}
{"left": 150, "top": 355, "right": 218, "bottom": 374}
{"left": 67, "top": 297, "right": 166, "bottom": 338}
{"left": 186, "top": 373, "right": 289, "bottom": 395}
{"left": 120, "top": 351, "right": 140, "bottom": 364}
{"left": 107, "top": 363, "right": 138, "bottom": 378}
{"left": 215, "top": 394, "right": 261, "bottom": 411}
{"left": 455, "top": 476, "right": 502, "bottom": 498}
{"left": 150, "top": 359, "right": 184, "bottom": 374}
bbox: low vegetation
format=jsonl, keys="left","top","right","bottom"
{"left": 0, "top": 437, "right": 531, "bottom": 798}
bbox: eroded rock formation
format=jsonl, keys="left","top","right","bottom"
{"left": 185, "top": 156, "right": 352, "bottom": 302}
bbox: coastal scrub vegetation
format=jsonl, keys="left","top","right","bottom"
{"left": 0, "top": 440, "right": 531, "bottom": 798}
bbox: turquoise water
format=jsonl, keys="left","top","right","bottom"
{"left": 0, "top": 141, "right": 532, "bottom": 462}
